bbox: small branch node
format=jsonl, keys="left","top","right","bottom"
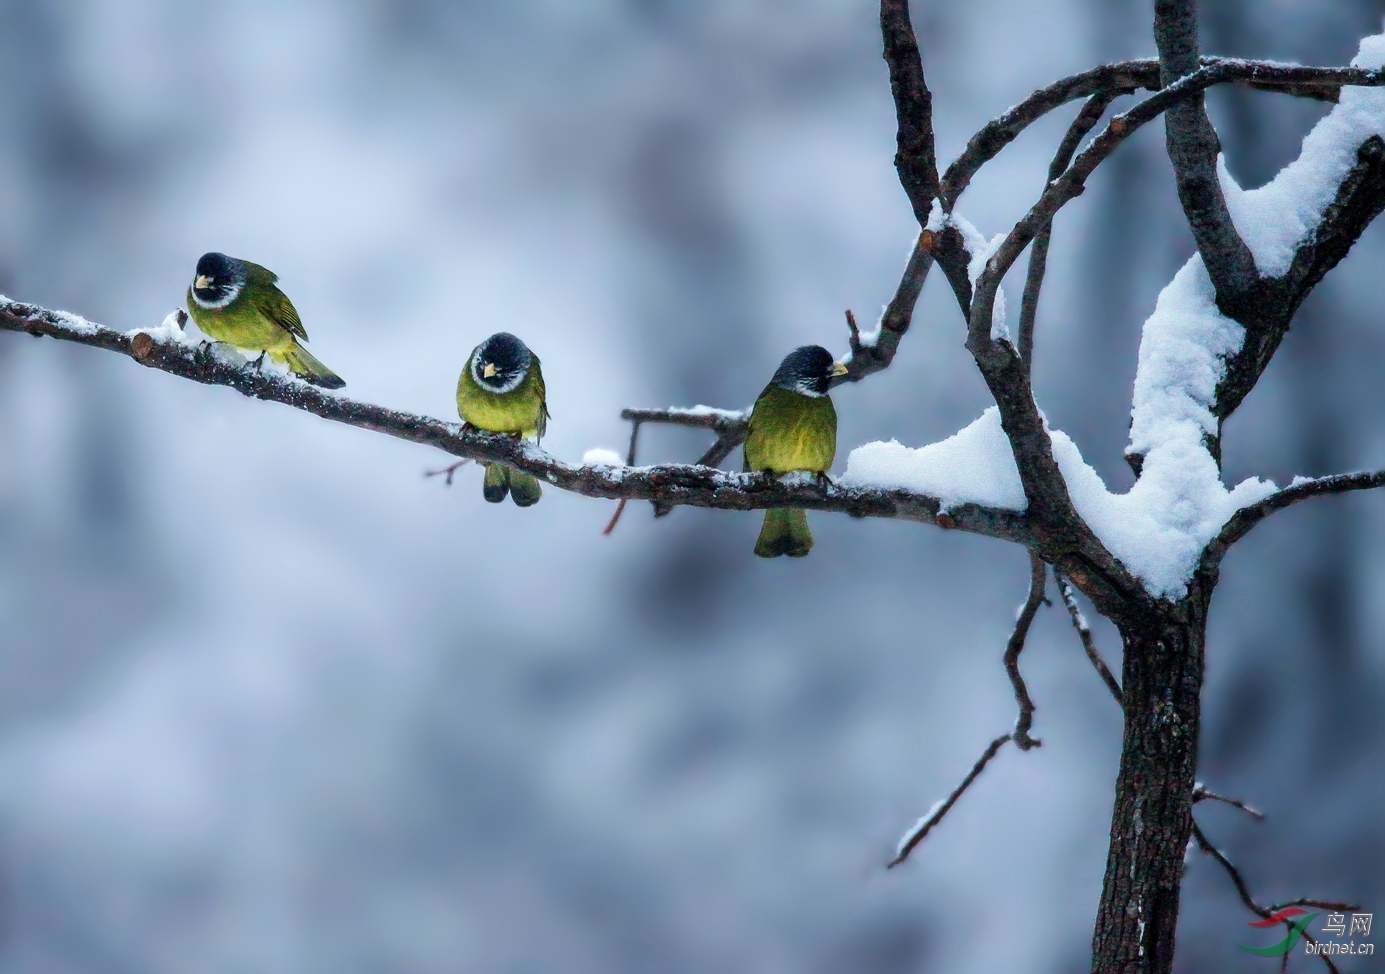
{"left": 129, "top": 332, "right": 155, "bottom": 362}
{"left": 425, "top": 459, "right": 472, "bottom": 486}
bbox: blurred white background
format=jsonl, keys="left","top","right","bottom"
{"left": 0, "top": 1, "right": 1382, "bottom": 971}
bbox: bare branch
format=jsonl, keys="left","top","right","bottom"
{"left": 880, "top": 0, "right": 938, "bottom": 225}
{"left": 940, "top": 57, "right": 1381, "bottom": 214}
{"left": 835, "top": 232, "right": 935, "bottom": 386}
{"left": 1057, "top": 574, "right": 1123, "bottom": 706}
{"left": 941, "top": 61, "right": 1158, "bottom": 210}
{"left": 1192, "top": 784, "right": 1264, "bottom": 820}
{"left": 888, "top": 733, "right": 1010, "bottom": 869}
{"left": 972, "top": 62, "right": 1385, "bottom": 348}
{"left": 601, "top": 417, "right": 646, "bottom": 535}
{"left": 618, "top": 406, "right": 746, "bottom": 434}
{"left": 1191, "top": 822, "right": 1355, "bottom": 973}
{"left": 1018, "top": 91, "right": 1125, "bottom": 371}
{"left": 1004, "top": 552, "right": 1047, "bottom": 750}
{"left": 1207, "top": 469, "right": 1385, "bottom": 565}
{"left": 425, "top": 459, "right": 472, "bottom": 485}
{"left": 1155, "top": 0, "right": 1258, "bottom": 303}
{"left": 0, "top": 298, "right": 1036, "bottom": 543}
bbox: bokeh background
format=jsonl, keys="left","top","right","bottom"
{"left": 1, "top": 1, "right": 1382, "bottom": 971}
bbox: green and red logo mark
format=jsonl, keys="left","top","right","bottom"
{"left": 1233, "top": 908, "right": 1318, "bottom": 956}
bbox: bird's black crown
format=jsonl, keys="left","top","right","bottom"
{"left": 192, "top": 252, "right": 245, "bottom": 303}
{"left": 473, "top": 332, "right": 533, "bottom": 391}
{"left": 770, "top": 345, "right": 838, "bottom": 396}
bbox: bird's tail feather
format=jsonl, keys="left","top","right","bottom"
{"left": 279, "top": 341, "right": 345, "bottom": 389}
{"left": 507, "top": 468, "right": 543, "bottom": 507}
{"left": 483, "top": 463, "right": 510, "bottom": 503}
{"left": 754, "top": 508, "right": 812, "bottom": 558}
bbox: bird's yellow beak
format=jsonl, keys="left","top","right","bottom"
{"left": 194, "top": 275, "right": 212, "bottom": 289}
{"left": 482, "top": 362, "right": 498, "bottom": 379}
{"left": 831, "top": 361, "right": 849, "bottom": 377}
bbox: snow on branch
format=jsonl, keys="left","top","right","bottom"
{"left": 888, "top": 733, "right": 1011, "bottom": 869}
{"left": 1219, "top": 39, "right": 1385, "bottom": 279}
{"left": 1206, "top": 470, "right": 1385, "bottom": 563}
{"left": 0, "top": 296, "right": 1033, "bottom": 543}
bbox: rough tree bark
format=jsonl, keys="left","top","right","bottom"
{"left": 1092, "top": 587, "right": 1211, "bottom": 973}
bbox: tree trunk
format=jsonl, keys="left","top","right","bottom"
{"left": 1090, "top": 580, "right": 1212, "bottom": 974}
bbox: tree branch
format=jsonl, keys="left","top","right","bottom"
{"left": 1190, "top": 822, "right": 1356, "bottom": 974}
{"left": 601, "top": 413, "right": 648, "bottom": 534}
{"left": 941, "top": 61, "right": 1159, "bottom": 210}
{"left": 1206, "top": 470, "right": 1385, "bottom": 565}
{"left": 1216, "top": 135, "right": 1385, "bottom": 422}
{"left": 1057, "top": 574, "right": 1123, "bottom": 706}
{"left": 1192, "top": 783, "right": 1264, "bottom": 820}
{"left": 880, "top": 0, "right": 938, "bottom": 225}
{"left": 1004, "top": 552, "right": 1047, "bottom": 750}
{"left": 836, "top": 232, "right": 935, "bottom": 386}
{"left": 887, "top": 733, "right": 1011, "bottom": 869}
{"left": 1155, "top": 0, "right": 1258, "bottom": 305}
{"left": 0, "top": 298, "right": 1036, "bottom": 543}
{"left": 1018, "top": 91, "right": 1125, "bottom": 371}
{"left": 939, "top": 57, "right": 1382, "bottom": 213}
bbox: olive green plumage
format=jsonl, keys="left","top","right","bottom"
{"left": 185, "top": 252, "right": 344, "bottom": 389}
{"left": 456, "top": 332, "right": 550, "bottom": 507}
{"left": 743, "top": 346, "right": 847, "bottom": 558}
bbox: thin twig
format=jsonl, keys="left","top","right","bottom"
{"left": 1057, "top": 574, "right": 1123, "bottom": 705}
{"left": 939, "top": 56, "right": 1384, "bottom": 212}
{"left": 424, "top": 458, "right": 472, "bottom": 486}
{"left": 602, "top": 419, "right": 644, "bottom": 535}
{"left": 969, "top": 59, "right": 1385, "bottom": 355}
{"left": 888, "top": 733, "right": 1011, "bottom": 868}
{"left": 1018, "top": 91, "right": 1125, "bottom": 372}
{"left": 1192, "top": 784, "right": 1265, "bottom": 820}
{"left": 1004, "top": 552, "right": 1047, "bottom": 750}
{"left": 1191, "top": 822, "right": 1356, "bottom": 973}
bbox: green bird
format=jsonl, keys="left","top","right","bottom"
{"left": 456, "top": 331, "right": 550, "bottom": 507}
{"left": 186, "top": 252, "right": 345, "bottom": 389}
{"left": 743, "top": 345, "right": 847, "bottom": 558}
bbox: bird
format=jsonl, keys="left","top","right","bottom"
{"left": 186, "top": 252, "right": 344, "bottom": 389}
{"left": 743, "top": 345, "right": 847, "bottom": 557}
{"left": 456, "top": 331, "right": 550, "bottom": 507}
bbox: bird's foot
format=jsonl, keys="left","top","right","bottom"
{"left": 250, "top": 352, "right": 267, "bottom": 371}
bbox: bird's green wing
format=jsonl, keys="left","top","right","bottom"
{"left": 239, "top": 261, "right": 308, "bottom": 341}
{"left": 532, "top": 356, "right": 550, "bottom": 439}
{"left": 252, "top": 283, "right": 308, "bottom": 342}
{"left": 743, "top": 385, "right": 772, "bottom": 472}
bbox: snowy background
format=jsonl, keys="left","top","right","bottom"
{"left": 1, "top": 0, "right": 1382, "bottom": 971}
